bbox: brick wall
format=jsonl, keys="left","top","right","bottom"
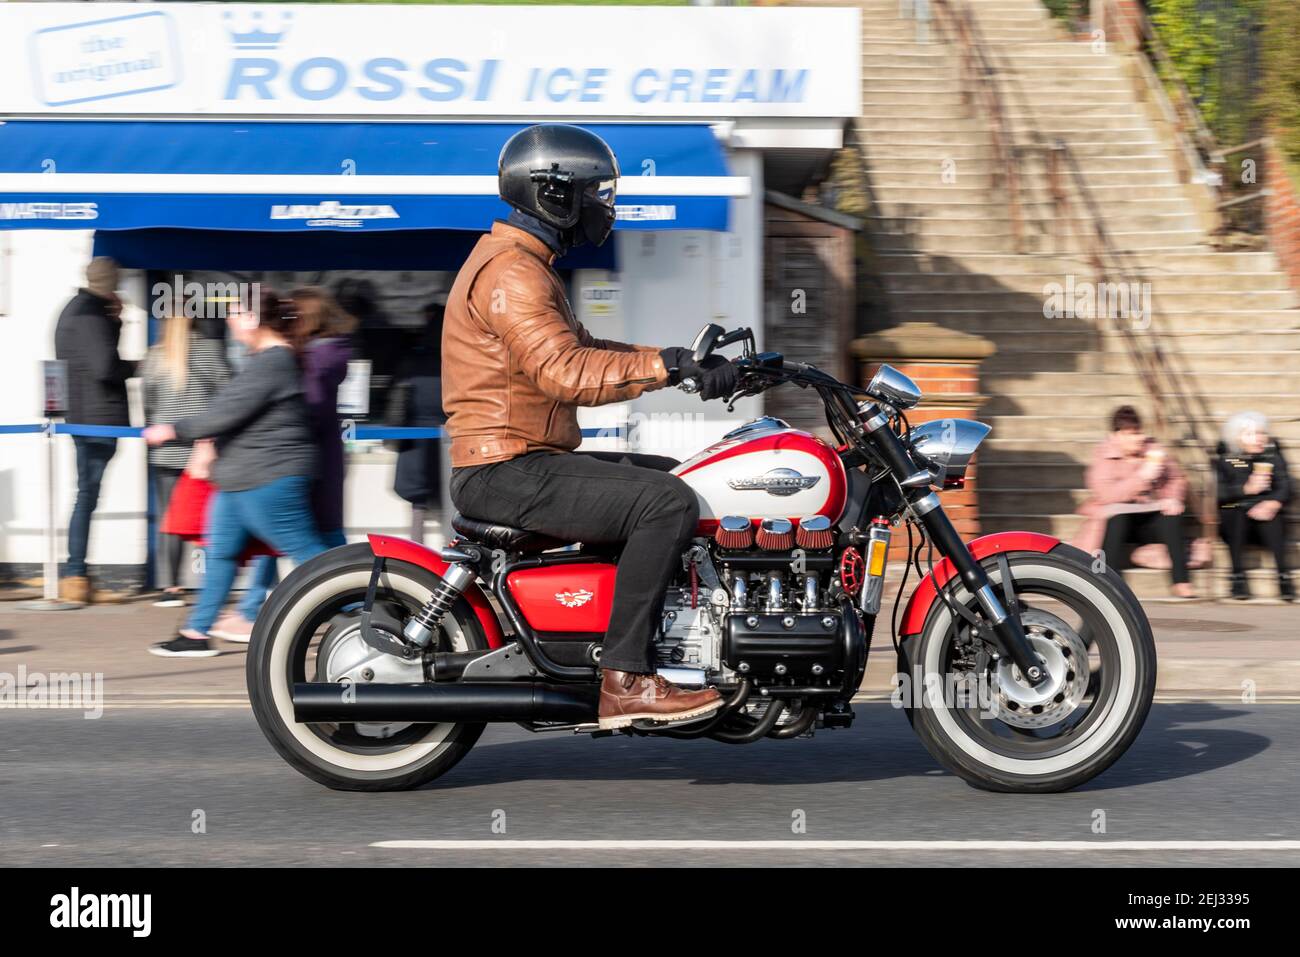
{"left": 855, "top": 343, "right": 991, "bottom": 561}
{"left": 1264, "top": 138, "right": 1300, "bottom": 294}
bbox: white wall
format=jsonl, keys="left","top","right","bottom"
{"left": 0, "top": 229, "right": 150, "bottom": 569}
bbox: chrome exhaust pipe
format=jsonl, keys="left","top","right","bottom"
{"left": 292, "top": 681, "right": 598, "bottom": 724}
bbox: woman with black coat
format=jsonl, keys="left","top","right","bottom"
{"left": 1215, "top": 412, "right": 1294, "bottom": 601}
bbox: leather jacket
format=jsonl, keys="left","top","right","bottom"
{"left": 442, "top": 221, "right": 668, "bottom": 467}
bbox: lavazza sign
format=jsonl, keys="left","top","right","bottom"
{"left": 0, "top": 3, "right": 861, "bottom": 119}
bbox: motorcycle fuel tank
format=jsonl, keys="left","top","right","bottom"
{"left": 672, "top": 417, "right": 847, "bottom": 529}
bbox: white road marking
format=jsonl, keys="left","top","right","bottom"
{"left": 372, "top": 839, "right": 1300, "bottom": 851}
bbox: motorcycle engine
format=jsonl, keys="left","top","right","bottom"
{"left": 654, "top": 532, "right": 847, "bottom": 685}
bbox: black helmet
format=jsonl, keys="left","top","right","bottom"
{"left": 499, "top": 124, "right": 620, "bottom": 247}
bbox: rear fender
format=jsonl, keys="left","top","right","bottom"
{"left": 367, "top": 534, "right": 505, "bottom": 648}
{"left": 898, "top": 532, "right": 1060, "bottom": 640}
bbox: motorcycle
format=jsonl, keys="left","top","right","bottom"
{"left": 247, "top": 323, "right": 1156, "bottom": 793}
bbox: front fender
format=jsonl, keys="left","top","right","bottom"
{"left": 367, "top": 534, "right": 506, "bottom": 648}
{"left": 897, "top": 531, "right": 1060, "bottom": 639}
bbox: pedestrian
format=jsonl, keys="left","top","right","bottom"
{"left": 53, "top": 257, "right": 137, "bottom": 605}
{"left": 1215, "top": 412, "right": 1294, "bottom": 601}
{"left": 142, "top": 290, "right": 327, "bottom": 657}
{"left": 210, "top": 287, "right": 355, "bottom": 641}
{"left": 1075, "top": 405, "right": 1197, "bottom": 599}
{"left": 141, "top": 312, "right": 230, "bottom": 606}
{"left": 384, "top": 300, "right": 445, "bottom": 543}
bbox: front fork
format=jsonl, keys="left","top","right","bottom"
{"left": 861, "top": 406, "right": 1048, "bottom": 686}
{"left": 908, "top": 493, "right": 1047, "bottom": 685}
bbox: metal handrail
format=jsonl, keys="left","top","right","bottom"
{"left": 1213, "top": 137, "right": 1274, "bottom": 239}
{"left": 931, "top": 0, "right": 1024, "bottom": 252}
{"left": 1093, "top": 0, "right": 1220, "bottom": 195}
{"left": 940, "top": 0, "right": 1218, "bottom": 527}
{"left": 1053, "top": 141, "right": 1220, "bottom": 532}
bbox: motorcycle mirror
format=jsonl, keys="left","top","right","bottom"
{"left": 690, "top": 322, "right": 725, "bottom": 362}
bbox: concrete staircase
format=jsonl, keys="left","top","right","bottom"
{"left": 853, "top": 0, "right": 1300, "bottom": 598}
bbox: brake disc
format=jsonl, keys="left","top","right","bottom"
{"left": 989, "top": 607, "right": 1090, "bottom": 730}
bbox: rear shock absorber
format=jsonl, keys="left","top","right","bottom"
{"left": 402, "top": 550, "right": 477, "bottom": 649}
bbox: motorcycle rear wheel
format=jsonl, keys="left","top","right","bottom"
{"left": 247, "top": 543, "right": 489, "bottom": 792}
{"left": 898, "top": 547, "right": 1156, "bottom": 793}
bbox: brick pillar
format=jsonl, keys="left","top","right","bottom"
{"left": 1264, "top": 137, "right": 1300, "bottom": 295}
{"left": 851, "top": 322, "right": 993, "bottom": 559}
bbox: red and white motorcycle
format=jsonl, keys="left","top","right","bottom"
{"left": 248, "top": 324, "right": 1156, "bottom": 793}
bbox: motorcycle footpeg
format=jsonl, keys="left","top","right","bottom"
{"left": 629, "top": 709, "right": 721, "bottom": 731}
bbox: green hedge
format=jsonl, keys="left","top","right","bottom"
{"left": 1145, "top": 0, "right": 1299, "bottom": 164}
{"left": 1260, "top": 0, "right": 1300, "bottom": 162}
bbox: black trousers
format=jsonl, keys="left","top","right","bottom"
{"left": 1100, "top": 508, "right": 1189, "bottom": 585}
{"left": 149, "top": 465, "right": 185, "bottom": 589}
{"left": 450, "top": 450, "right": 698, "bottom": 673}
{"left": 1219, "top": 505, "right": 1290, "bottom": 576}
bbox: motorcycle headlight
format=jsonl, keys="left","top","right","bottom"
{"left": 865, "top": 364, "right": 922, "bottom": 411}
{"left": 908, "top": 419, "right": 992, "bottom": 488}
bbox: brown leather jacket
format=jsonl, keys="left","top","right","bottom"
{"left": 442, "top": 222, "right": 669, "bottom": 467}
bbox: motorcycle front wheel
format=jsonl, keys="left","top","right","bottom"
{"left": 247, "top": 543, "right": 489, "bottom": 792}
{"left": 898, "top": 546, "right": 1156, "bottom": 793}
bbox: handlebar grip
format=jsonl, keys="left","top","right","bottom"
{"left": 679, "top": 376, "right": 701, "bottom": 395}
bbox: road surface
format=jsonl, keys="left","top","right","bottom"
{"left": 1, "top": 702, "right": 1296, "bottom": 867}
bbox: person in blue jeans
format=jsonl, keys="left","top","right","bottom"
{"left": 143, "top": 290, "right": 327, "bottom": 657}
{"left": 66, "top": 436, "right": 118, "bottom": 579}
{"left": 209, "top": 287, "right": 355, "bottom": 642}
{"left": 54, "top": 258, "right": 136, "bottom": 603}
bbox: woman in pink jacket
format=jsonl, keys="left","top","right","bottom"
{"left": 1075, "top": 405, "right": 1196, "bottom": 599}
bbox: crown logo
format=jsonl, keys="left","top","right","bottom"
{"left": 223, "top": 10, "right": 293, "bottom": 51}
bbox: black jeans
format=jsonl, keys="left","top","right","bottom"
{"left": 1100, "top": 508, "right": 1189, "bottom": 585}
{"left": 67, "top": 436, "right": 118, "bottom": 577}
{"left": 450, "top": 451, "right": 699, "bottom": 674}
{"left": 1219, "top": 505, "right": 1290, "bottom": 577}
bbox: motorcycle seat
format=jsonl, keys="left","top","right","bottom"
{"left": 451, "top": 514, "right": 572, "bottom": 554}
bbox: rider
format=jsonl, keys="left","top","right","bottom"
{"left": 442, "top": 124, "right": 739, "bottom": 730}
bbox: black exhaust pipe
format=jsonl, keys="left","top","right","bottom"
{"left": 292, "top": 681, "right": 598, "bottom": 724}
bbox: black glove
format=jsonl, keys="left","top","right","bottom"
{"left": 659, "top": 347, "right": 739, "bottom": 401}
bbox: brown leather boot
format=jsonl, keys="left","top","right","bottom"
{"left": 59, "top": 576, "right": 90, "bottom": 605}
{"left": 597, "top": 669, "right": 723, "bottom": 730}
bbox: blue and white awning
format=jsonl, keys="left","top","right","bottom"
{"left": 0, "top": 121, "right": 747, "bottom": 232}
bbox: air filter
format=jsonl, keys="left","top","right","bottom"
{"left": 715, "top": 515, "right": 754, "bottom": 550}
{"left": 796, "top": 515, "right": 835, "bottom": 551}
{"left": 756, "top": 517, "right": 794, "bottom": 551}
